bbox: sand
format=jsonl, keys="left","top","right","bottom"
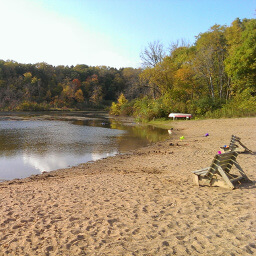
{"left": 0, "top": 117, "right": 255, "bottom": 255}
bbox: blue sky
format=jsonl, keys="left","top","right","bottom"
{"left": 0, "top": 0, "right": 255, "bottom": 68}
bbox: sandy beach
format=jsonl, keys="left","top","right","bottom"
{"left": 0, "top": 117, "right": 255, "bottom": 255}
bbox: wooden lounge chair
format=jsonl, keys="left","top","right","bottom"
{"left": 220, "top": 135, "right": 253, "bottom": 154}
{"left": 192, "top": 151, "right": 251, "bottom": 189}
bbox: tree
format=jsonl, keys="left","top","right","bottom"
{"left": 75, "top": 89, "right": 84, "bottom": 103}
{"left": 109, "top": 93, "right": 128, "bottom": 115}
{"left": 225, "top": 19, "right": 256, "bottom": 91}
{"left": 83, "top": 74, "right": 99, "bottom": 100}
{"left": 122, "top": 68, "right": 142, "bottom": 99}
{"left": 139, "top": 45, "right": 195, "bottom": 100}
{"left": 139, "top": 67, "right": 161, "bottom": 99}
{"left": 23, "top": 72, "right": 32, "bottom": 82}
{"left": 194, "top": 24, "right": 228, "bottom": 99}
{"left": 140, "top": 41, "right": 165, "bottom": 68}
{"left": 168, "top": 39, "right": 191, "bottom": 56}
{"left": 90, "top": 85, "right": 103, "bottom": 105}
{"left": 72, "top": 79, "right": 81, "bottom": 90}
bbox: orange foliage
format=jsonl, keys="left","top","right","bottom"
{"left": 72, "top": 79, "right": 81, "bottom": 90}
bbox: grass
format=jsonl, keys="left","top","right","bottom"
{"left": 147, "top": 118, "right": 175, "bottom": 129}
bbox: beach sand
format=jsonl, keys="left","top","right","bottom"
{"left": 0, "top": 117, "right": 255, "bottom": 255}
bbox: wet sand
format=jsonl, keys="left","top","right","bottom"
{"left": 0, "top": 117, "right": 255, "bottom": 255}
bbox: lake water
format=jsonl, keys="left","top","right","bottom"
{"left": 0, "top": 112, "right": 169, "bottom": 180}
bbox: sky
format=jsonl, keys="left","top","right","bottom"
{"left": 0, "top": 0, "right": 255, "bottom": 69}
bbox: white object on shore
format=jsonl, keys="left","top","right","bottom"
{"left": 168, "top": 129, "right": 172, "bottom": 135}
{"left": 168, "top": 113, "right": 192, "bottom": 120}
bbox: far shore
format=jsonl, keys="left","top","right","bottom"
{"left": 0, "top": 110, "right": 138, "bottom": 127}
{"left": 0, "top": 117, "right": 255, "bottom": 255}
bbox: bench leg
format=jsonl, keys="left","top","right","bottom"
{"left": 193, "top": 174, "right": 199, "bottom": 186}
{"left": 234, "top": 161, "right": 250, "bottom": 181}
{"left": 217, "top": 167, "right": 235, "bottom": 189}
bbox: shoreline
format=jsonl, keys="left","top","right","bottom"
{"left": 0, "top": 117, "right": 255, "bottom": 255}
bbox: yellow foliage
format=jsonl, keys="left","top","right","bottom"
{"left": 75, "top": 89, "right": 84, "bottom": 103}
{"left": 23, "top": 72, "right": 32, "bottom": 82}
{"left": 110, "top": 93, "right": 128, "bottom": 115}
{"left": 117, "top": 93, "right": 128, "bottom": 105}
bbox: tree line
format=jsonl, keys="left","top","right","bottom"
{"left": 111, "top": 18, "right": 256, "bottom": 120}
{"left": 0, "top": 18, "right": 255, "bottom": 120}
{"left": 0, "top": 61, "right": 141, "bottom": 111}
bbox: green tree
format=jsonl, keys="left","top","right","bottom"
{"left": 225, "top": 19, "right": 256, "bottom": 91}
{"left": 194, "top": 24, "right": 228, "bottom": 99}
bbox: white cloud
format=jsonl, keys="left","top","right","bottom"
{"left": 23, "top": 153, "right": 69, "bottom": 173}
{"left": 22, "top": 151, "right": 118, "bottom": 174}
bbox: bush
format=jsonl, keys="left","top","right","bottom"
{"left": 193, "top": 97, "right": 224, "bottom": 116}
{"left": 16, "top": 101, "right": 50, "bottom": 111}
{"left": 110, "top": 88, "right": 256, "bottom": 121}
{"left": 109, "top": 93, "right": 129, "bottom": 116}
{"left": 132, "top": 96, "right": 171, "bottom": 122}
{"left": 205, "top": 89, "right": 256, "bottom": 118}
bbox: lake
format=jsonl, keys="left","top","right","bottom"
{"left": 0, "top": 111, "right": 169, "bottom": 180}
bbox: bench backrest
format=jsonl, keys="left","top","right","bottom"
{"left": 206, "top": 151, "right": 239, "bottom": 178}
{"left": 229, "top": 135, "right": 240, "bottom": 151}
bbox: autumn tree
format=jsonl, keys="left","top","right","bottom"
{"left": 121, "top": 68, "right": 142, "bottom": 99}
{"left": 109, "top": 93, "right": 128, "bottom": 115}
{"left": 75, "top": 89, "right": 84, "bottom": 103}
{"left": 139, "top": 67, "right": 160, "bottom": 99}
{"left": 90, "top": 85, "right": 103, "bottom": 105}
{"left": 23, "top": 72, "right": 33, "bottom": 101}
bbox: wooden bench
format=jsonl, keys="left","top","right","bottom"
{"left": 192, "top": 151, "right": 250, "bottom": 189}
{"left": 221, "top": 135, "right": 253, "bottom": 154}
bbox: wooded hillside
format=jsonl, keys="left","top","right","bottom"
{"left": 0, "top": 61, "right": 141, "bottom": 111}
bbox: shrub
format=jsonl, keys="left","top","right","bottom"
{"left": 132, "top": 96, "right": 171, "bottom": 122}
{"left": 205, "top": 89, "right": 256, "bottom": 118}
{"left": 109, "top": 93, "right": 129, "bottom": 116}
{"left": 16, "top": 101, "right": 50, "bottom": 111}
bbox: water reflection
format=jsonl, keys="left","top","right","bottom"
{"left": 0, "top": 115, "right": 169, "bottom": 180}
{"left": 23, "top": 151, "right": 117, "bottom": 173}
{"left": 0, "top": 120, "right": 122, "bottom": 155}
{"left": 74, "top": 118, "right": 168, "bottom": 145}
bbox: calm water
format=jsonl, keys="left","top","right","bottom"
{"left": 0, "top": 112, "right": 169, "bottom": 180}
